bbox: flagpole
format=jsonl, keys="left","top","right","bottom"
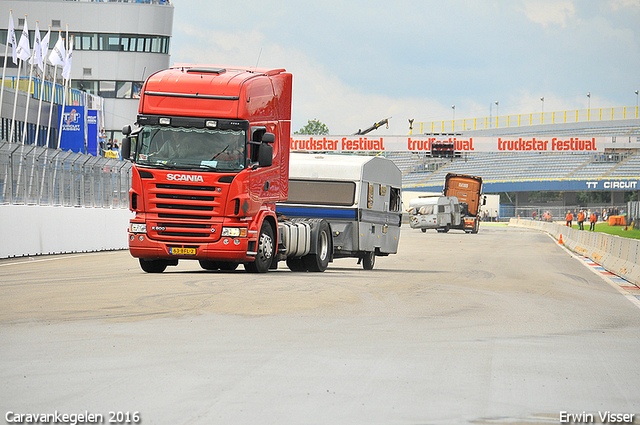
{"left": 0, "top": 10, "right": 15, "bottom": 127}
{"left": 9, "top": 59, "right": 23, "bottom": 143}
{"left": 46, "top": 32, "right": 63, "bottom": 149}
{"left": 46, "top": 64, "right": 58, "bottom": 148}
{"left": 35, "top": 29, "right": 50, "bottom": 146}
{"left": 21, "top": 24, "right": 38, "bottom": 144}
{"left": 56, "top": 26, "right": 69, "bottom": 150}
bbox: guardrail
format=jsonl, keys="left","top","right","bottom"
{"left": 509, "top": 218, "right": 640, "bottom": 286}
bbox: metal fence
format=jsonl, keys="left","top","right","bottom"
{"left": 502, "top": 204, "right": 630, "bottom": 222}
{"left": 0, "top": 142, "right": 131, "bottom": 208}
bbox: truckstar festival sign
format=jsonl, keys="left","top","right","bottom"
{"left": 289, "top": 135, "right": 622, "bottom": 153}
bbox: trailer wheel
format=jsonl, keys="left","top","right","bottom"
{"left": 139, "top": 258, "right": 168, "bottom": 273}
{"left": 245, "top": 221, "right": 275, "bottom": 273}
{"left": 421, "top": 228, "right": 427, "bottom": 233}
{"left": 286, "top": 258, "right": 306, "bottom": 272}
{"left": 303, "top": 221, "right": 331, "bottom": 272}
{"left": 362, "top": 251, "right": 375, "bottom": 270}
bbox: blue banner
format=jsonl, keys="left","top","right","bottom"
{"left": 87, "top": 110, "right": 98, "bottom": 156}
{"left": 58, "top": 106, "right": 85, "bottom": 153}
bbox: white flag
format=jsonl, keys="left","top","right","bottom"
{"left": 31, "top": 22, "right": 43, "bottom": 72}
{"left": 40, "top": 28, "right": 51, "bottom": 63}
{"left": 8, "top": 12, "right": 17, "bottom": 65}
{"left": 49, "top": 35, "right": 65, "bottom": 67}
{"left": 16, "top": 18, "right": 31, "bottom": 62}
{"left": 62, "top": 36, "right": 73, "bottom": 81}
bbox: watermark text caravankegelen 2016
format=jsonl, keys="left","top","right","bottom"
{"left": 5, "top": 410, "right": 141, "bottom": 424}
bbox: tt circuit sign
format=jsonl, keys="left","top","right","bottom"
{"left": 586, "top": 180, "right": 638, "bottom": 190}
{"left": 289, "top": 135, "right": 631, "bottom": 153}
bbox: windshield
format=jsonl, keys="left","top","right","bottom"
{"left": 135, "top": 126, "right": 246, "bottom": 171}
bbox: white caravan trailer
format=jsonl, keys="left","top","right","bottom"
{"left": 276, "top": 153, "right": 402, "bottom": 270}
{"left": 407, "top": 196, "right": 462, "bottom": 233}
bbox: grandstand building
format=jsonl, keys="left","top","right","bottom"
{"left": 0, "top": 0, "right": 173, "bottom": 146}
{"left": 392, "top": 108, "right": 640, "bottom": 218}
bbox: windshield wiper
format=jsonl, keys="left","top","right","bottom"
{"left": 211, "top": 145, "right": 229, "bottom": 161}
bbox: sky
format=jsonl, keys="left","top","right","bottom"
{"left": 169, "top": 0, "right": 640, "bottom": 136}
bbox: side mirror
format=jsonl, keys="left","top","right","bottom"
{"left": 121, "top": 137, "right": 132, "bottom": 161}
{"left": 258, "top": 143, "right": 273, "bottom": 167}
{"left": 261, "top": 132, "right": 275, "bottom": 144}
{"left": 122, "top": 125, "right": 132, "bottom": 136}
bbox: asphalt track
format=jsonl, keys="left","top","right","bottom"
{"left": 1, "top": 224, "right": 639, "bottom": 424}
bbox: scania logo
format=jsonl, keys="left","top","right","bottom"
{"left": 167, "top": 173, "right": 204, "bottom": 182}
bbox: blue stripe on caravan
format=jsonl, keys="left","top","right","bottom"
{"left": 276, "top": 206, "right": 357, "bottom": 220}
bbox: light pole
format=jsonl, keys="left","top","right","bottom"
{"left": 635, "top": 90, "right": 638, "bottom": 108}
{"left": 452, "top": 105, "right": 455, "bottom": 120}
{"left": 495, "top": 101, "right": 499, "bottom": 127}
{"left": 587, "top": 91, "right": 591, "bottom": 110}
{"left": 540, "top": 97, "right": 544, "bottom": 114}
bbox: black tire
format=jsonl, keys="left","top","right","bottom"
{"left": 139, "top": 258, "right": 168, "bottom": 273}
{"left": 218, "top": 262, "right": 239, "bottom": 271}
{"left": 245, "top": 221, "right": 275, "bottom": 273}
{"left": 471, "top": 219, "right": 479, "bottom": 234}
{"left": 286, "top": 257, "right": 306, "bottom": 272}
{"left": 199, "top": 260, "right": 219, "bottom": 270}
{"left": 362, "top": 251, "right": 375, "bottom": 270}
{"left": 303, "top": 221, "right": 331, "bottom": 272}
{"left": 421, "top": 228, "right": 427, "bottom": 233}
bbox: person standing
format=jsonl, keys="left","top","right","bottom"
{"left": 577, "top": 210, "right": 585, "bottom": 230}
{"left": 565, "top": 210, "right": 574, "bottom": 227}
{"left": 589, "top": 211, "right": 597, "bottom": 231}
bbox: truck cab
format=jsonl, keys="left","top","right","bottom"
{"left": 121, "top": 65, "right": 292, "bottom": 273}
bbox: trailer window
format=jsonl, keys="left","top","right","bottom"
{"left": 389, "top": 187, "right": 401, "bottom": 212}
{"left": 287, "top": 180, "right": 356, "bottom": 206}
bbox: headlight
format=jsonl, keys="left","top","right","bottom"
{"left": 130, "top": 223, "right": 147, "bottom": 233}
{"left": 221, "top": 227, "right": 247, "bottom": 237}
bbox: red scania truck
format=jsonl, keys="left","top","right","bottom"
{"left": 120, "top": 65, "right": 337, "bottom": 273}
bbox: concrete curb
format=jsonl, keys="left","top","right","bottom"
{"left": 509, "top": 218, "right": 640, "bottom": 287}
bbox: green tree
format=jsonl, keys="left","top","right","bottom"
{"left": 294, "top": 119, "right": 329, "bottom": 135}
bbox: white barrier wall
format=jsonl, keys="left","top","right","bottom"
{"left": 0, "top": 205, "right": 134, "bottom": 258}
{"left": 509, "top": 218, "right": 640, "bottom": 287}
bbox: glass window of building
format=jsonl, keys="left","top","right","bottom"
{"left": 116, "top": 82, "right": 132, "bottom": 99}
{"left": 99, "top": 81, "right": 116, "bottom": 98}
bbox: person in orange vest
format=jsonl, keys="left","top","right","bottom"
{"left": 577, "top": 210, "right": 585, "bottom": 230}
{"left": 589, "top": 211, "right": 597, "bottom": 231}
{"left": 565, "top": 210, "right": 574, "bottom": 227}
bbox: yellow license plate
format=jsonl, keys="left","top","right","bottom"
{"left": 170, "top": 247, "right": 196, "bottom": 255}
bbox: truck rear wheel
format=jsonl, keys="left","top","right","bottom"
{"left": 471, "top": 219, "right": 479, "bottom": 234}
{"left": 286, "top": 257, "right": 306, "bottom": 272}
{"left": 139, "top": 258, "right": 168, "bottom": 273}
{"left": 303, "top": 220, "right": 330, "bottom": 272}
{"left": 245, "top": 222, "right": 275, "bottom": 273}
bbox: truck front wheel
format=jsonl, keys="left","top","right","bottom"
{"left": 139, "top": 258, "right": 168, "bottom": 273}
{"left": 245, "top": 222, "right": 275, "bottom": 273}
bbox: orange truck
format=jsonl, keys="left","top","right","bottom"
{"left": 120, "top": 65, "right": 401, "bottom": 273}
{"left": 408, "top": 173, "right": 484, "bottom": 233}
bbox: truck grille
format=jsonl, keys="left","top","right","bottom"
{"left": 146, "top": 182, "right": 224, "bottom": 241}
